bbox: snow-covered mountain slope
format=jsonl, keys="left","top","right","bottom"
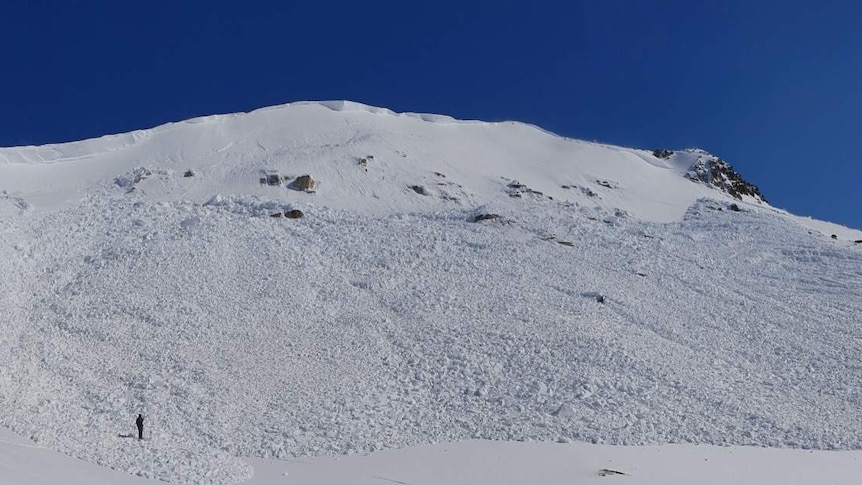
{"left": 1, "top": 101, "right": 861, "bottom": 484}
{"left": 0, "top": 101, "right": 770, "bottom": 220}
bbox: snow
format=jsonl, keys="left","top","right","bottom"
{"left": 244, "top": 440, "right": 862, "bottom": 485}
{"left": 0, "top": 427, "right": 155, "bottom": 484}
{"left": 3, "top": 426, "right": 861, "bottom": 485}
{"left": 0, "top": 100, "right": 754, "bottom": 222}
{"left": 1, "top": 101, "right": 861, "bottom": 484}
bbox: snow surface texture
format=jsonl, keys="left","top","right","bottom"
{"left": 1, "top": 101, "right": 861, "bottom": 484}
{"left": 3, "top": 426, "right": 862, "bottom": 485}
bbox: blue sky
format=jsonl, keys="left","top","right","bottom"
{"left": 1, "top": 1, "right": 860, "bottom": 229}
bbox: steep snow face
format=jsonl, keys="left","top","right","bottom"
{"left": 1, "top": 100, "right": 765, "bottom": 224}
{"left": 1, "top": 102, "right": 862, "bottom": 484}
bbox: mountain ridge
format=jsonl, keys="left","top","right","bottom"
{"left": 3, "top": 101, "right": 859, "bottom": 238}
{"left": 0, "top": 100, "right": 765, "bottom": 221}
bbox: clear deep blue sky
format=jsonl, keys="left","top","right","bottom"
{"left": 2, "top": 1, "right": 860, "bottom": 229}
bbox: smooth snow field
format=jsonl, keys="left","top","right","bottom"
{"left": 1, "top": 101, "right": 861, "bottom": 484}
{"left": 3, "top": 426, "right": 862, "bottom": 485}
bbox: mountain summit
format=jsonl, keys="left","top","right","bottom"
{"left": 2, "top": 100, "right": 768, "bottom": 222}
{"left": 650, "top": 148, "right": 767, "bottom": 203}
{"left": 1, "top": 102, "right": 861, "bottom": 484}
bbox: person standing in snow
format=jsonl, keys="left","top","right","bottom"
{"left": 136, "top": 414, "right": 144, "bottom": 440}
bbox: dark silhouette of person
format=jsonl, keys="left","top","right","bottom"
{"left": 136, "top": 414, "right": 144, "bottom": 440}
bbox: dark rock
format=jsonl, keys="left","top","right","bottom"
{"left": 831, "top": 234, "right": 838, "bottom": 240}
{"left": 652, "top": 149, "right": 674, "bottom": 159}
{"left": 598, "top": 469, "right": 627, "bottom": 477}
{"left": 854, "top": 240, "right": 862, "bottom": 244}
{"left": 271, "top": 210, "right": 304, "bottom": 219}
{"left": 183, "top": 170, "right": 196, "bottom": 178}
{"left": 729, "top": 203, "right": 741, "bottom": 212}
{"left": 557, "top": 241, "right": 574, "bottom": 247}
{"left": 291, "top": 175, "right": 316, "bottom": 191}
{"left": 685, "top": 154, "right": 767, "bottom": 203}
{"left": 506, "top": 180, "right": 546, "bottom": 199}
{"left": 582, "top": 292, "right": 606, "bottom": 304}
{"left": 472, "top": 213, "right": 499, "bottom": 222}
{"left": 409, "top": 185, "right": 427, "bottom": 195}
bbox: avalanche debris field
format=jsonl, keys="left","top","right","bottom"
{"left": 1, "top": 101, "right": 861, "bottom": 484}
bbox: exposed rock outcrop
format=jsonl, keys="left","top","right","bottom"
{"left": 269, "top": 209, "right": 304, "bottom": 219}
{"left": 652, "top": 149, "right": 674, "bottom": 159}
{"left": 472, "top": 213, "right": 499, "bottom": 222}
{"left": 291, "top": 175, "right": 316, "bottom": 192}
{"left": 685, "top": 152, "right": 767, "bottom": 203}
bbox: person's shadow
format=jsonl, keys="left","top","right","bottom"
{"left": 117, "top": 433, "right": 136, "bottom": 439}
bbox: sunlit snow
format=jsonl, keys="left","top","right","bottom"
{"left": 1, "top": 101, "right": 860, "bottom": 484}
